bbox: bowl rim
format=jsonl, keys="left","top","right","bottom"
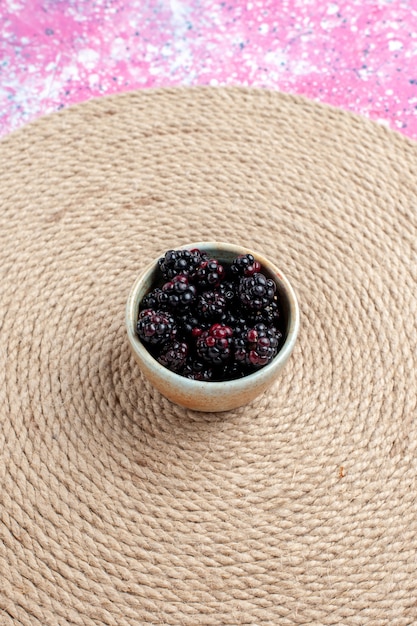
{"left": 126, "top": 241, "right": 299, "bottom": 390}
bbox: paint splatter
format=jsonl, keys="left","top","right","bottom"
{"left": 1, "top": 0, "right": 417, "bottom": 139}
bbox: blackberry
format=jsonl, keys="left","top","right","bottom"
{"left": 191, "top": 258, "right": 225, "bottom": 290}
{"left": 183, "top": 359, "right": 213, "bottom": 381}
{"left": 238, "top": 272, "right": 276, "bottom": 311}
{"left": 141, "top": 287, "right": 169, "bottom": 311}
{"left": 248, "top": 299, "right": 281, "bottom": 326}
{"left": 197, "top": 323, "right": 233, "bottom": 366}
{"left": 158, "top": 248, "right": 207, "bottom": 280}
{"left": 137, "top": 309, "right": 177, "bottom": 346}
{"left": 218, "top": 280, "right": 237, "bottom": 306}
{"left": 219, "top": 311, "right": 250, "bottom": 337}
{"left": 231, "top": 254, "right": 261, "bottom": 277}
{"left": 196, "top": 290, "right": 227, "bottom": 321}
{"left": 235, "top": 323, "right": 282, "bottom": 369}
{"left": 176, "top": 313, "right": 209, "bottom": 339}
{"left": 220, "top": 362, "right": 248, "bottom": 381}
{"left": 158, "top": 340, "right": 188, "bottom": 372}
{"left": 162, "top": 275, "right": 197, "bottom": 311}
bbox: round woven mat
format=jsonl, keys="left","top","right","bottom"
{"left": 1, "top": 87, "right": 417, "bottom": 625}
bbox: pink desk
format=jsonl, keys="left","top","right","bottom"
{"left": 1, "top": 0, "right": 417, "bottom": 139}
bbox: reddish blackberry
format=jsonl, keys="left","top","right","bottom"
{"left": 231, "top": 254, "right": 261, "bottom": 277}
{"left": 238, "top": 272, "right": 276, "bottom": 311}
{"left": 183, "top": 359, "right": 213, "bottom": 381}
{"left": 162, "top": 275, "right": 197, "bottom": 311}
{"left": 196, "top": 290, "right": 227, "bottom": 321}
{"left": 235, "top": 323, "right": 281, "bottom": 368}
{"left": 137, "top": 309, "right": 177, "bottom": 346}
{"left": 157, "top": 341, "right": 188, "bottom": 372}
{"left": 197, "top": 323, "right": 233, "bottom": 366}
{"left": 158, "top": 248, "right": 207, "bottom": 280}
{"left": 140, "top": 287, "right": 169, "bottom": 311}
{"left": 191, "top": 258, "right": 225, "bottom": 290}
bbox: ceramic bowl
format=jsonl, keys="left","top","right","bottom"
{"left": 126, "top": 242, "right": 299, "bottom": 412}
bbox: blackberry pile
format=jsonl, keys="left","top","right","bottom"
{"left": 136, "top": 248, "right": 285, "bottom": 381}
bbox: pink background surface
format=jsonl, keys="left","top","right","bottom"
{"left": 1, "top": 0, "right": 417, "bottom": 140}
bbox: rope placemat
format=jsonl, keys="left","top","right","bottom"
{"left": 1, "top": 87, "right": 416, "bottom": 625}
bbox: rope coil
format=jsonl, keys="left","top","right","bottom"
{"left": 1, "top": 87, "right": 416, "bottom": 625}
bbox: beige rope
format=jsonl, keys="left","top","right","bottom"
{"left": 1, "top": 87, "right": 416, "bottom": 625}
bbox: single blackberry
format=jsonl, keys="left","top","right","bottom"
{"left": 219, "top": 311, "right": 250, "bottom": 337}
{"left": 233, "top": 337, "right": 248, "bottom": 367}
{"left": 158, "top": 248, "right": 207, "bottom": 280}
{"left": 231, "top": 254, "right": 261, "bottom": 277}
{"left": 176, "top": 313, "right": 209, "bottom": 339}
{"left": 197, "top": 323, "right": 233, "bottom": 366}
{"left": 157, "top": 340, "right": 188, "bottom": 372}
{"left": 140, "top": 287, "right": 169, "bottom": 311}
{"left": 248, "top": 299, "right": 281, "bottom": 326}
{"left": 137, "top": 309, "right": 177, "bottom": 346}
{"left": 162, "top": 275, "right": 197, "bottom": 311}
{"left": 220, "top": 362, "right": 248, "bottom": 381}
{"left": 235, "top": 323, "right": 282, "bottom": 368}
{"left": 196, "top": 290, "right": 227, "bottom": 321}
{"left": 218, "top": 280, "right": 237, "bottom": 306}
{"left": 238, "top": 272, "right": 276, "bottom": 311}
{"left": 183, "top": 359, "right": 213, "bottom": 381}
{"left": 191, "top": 258, "right": 225, "bottom": 290}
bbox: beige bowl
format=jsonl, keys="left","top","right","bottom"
{"left": 126, "top": 242, "right": 299, "bottom": 412}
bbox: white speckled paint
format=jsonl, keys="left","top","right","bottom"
{"left": 2, "top": 1, "right": 417, "bottom": 138}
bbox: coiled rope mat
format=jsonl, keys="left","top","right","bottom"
{"left": 1, "top": 87, "right": 417, "bottom": 625}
